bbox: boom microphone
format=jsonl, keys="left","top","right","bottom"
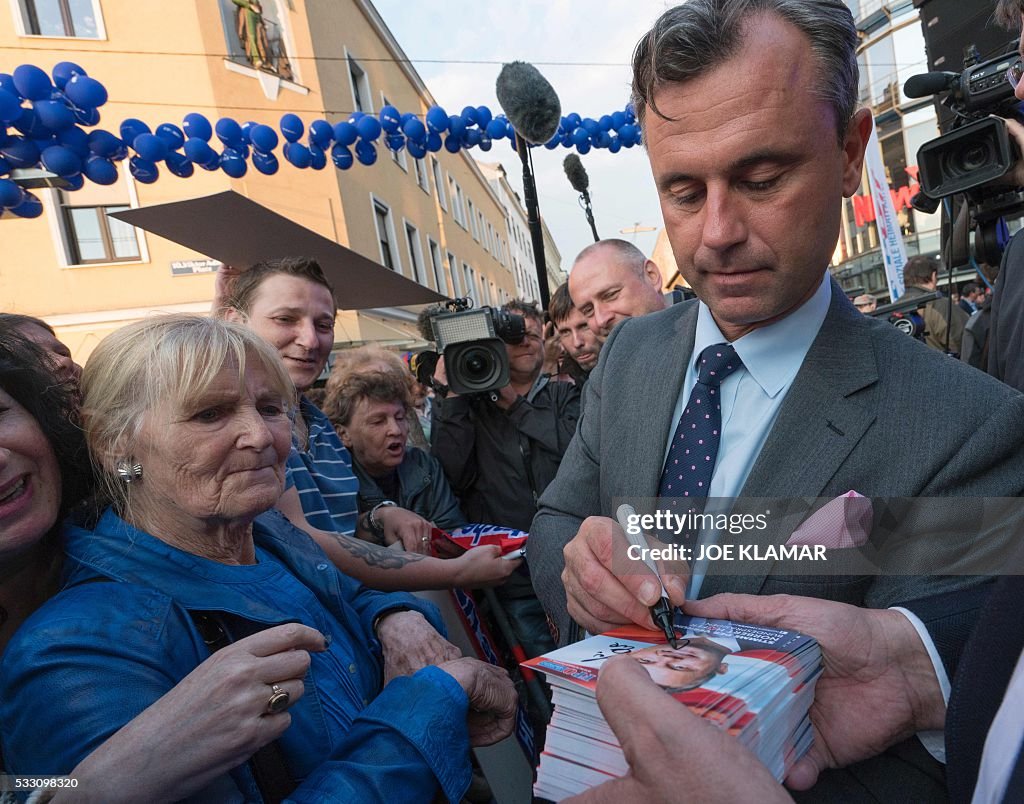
{"left": 495, "top": 61, "right": 562, "bottom": 145}
{"left": 563, "top": 154, "right": 589, "bottom": 193}
{"left": 903, "top": 71, "right": 958, "bottom": 99}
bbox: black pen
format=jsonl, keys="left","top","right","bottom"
{"left": 616, "top": 504, "right": 679, "bottom": 648}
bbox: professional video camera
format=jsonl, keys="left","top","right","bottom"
{"left": 869, "top": 289, "right": 943, "bottom": 340}
{"left": 905, "top": 44, "right": 1024, "bottom": 265}
{"left": 413, "top": 298, "right": 526, "bottom": 396}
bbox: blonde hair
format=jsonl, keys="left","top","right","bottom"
{"left": 81, "top": 314, "right": 296, "bottom": 513}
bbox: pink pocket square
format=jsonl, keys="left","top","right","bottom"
{"left": 785, "top": 491, "right": 872, "bottom": 549}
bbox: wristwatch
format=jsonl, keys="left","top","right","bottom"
{"left": 367, "top": 500, "right": 397, "bottom": 541}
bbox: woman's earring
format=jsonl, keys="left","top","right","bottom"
{"left": 116, "top": 460, "right": 143, "bottom": 484}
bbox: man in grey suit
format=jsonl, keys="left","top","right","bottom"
{"left": 530, "top": 0, "right": 1024, "bottom": 799}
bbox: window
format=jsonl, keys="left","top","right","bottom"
{"left": 478, "top": 212, "right": 487, "bottom": 250}
{"left": 18, "top": 0, "right": 100, "bottom": 38}
{"left": 448, "top": 176, "right": 465, "bottom": 226}
{"left": 58, "top": 184, "right": 140, "bottom": 265}
{"left": 348, "top": 54, "right": 373, "bottom": 113}
{"left": 373, "top": 198, "right": 400, "bottom": 273}
{"left": 414, "top": 154, "right": 430, "bottom": 193}
{"left": 381, "top": 95, "right": 407, "bottom": 171}
{"left": 219, "top": 0, "right": 293, "bottom": 79}
{"left": 463, "top": 263, "right": 476, "bottom": 303}
{"left": 431, "top": 158, "right": 447, "bottom": 210}
{"left": 404, "top": 221, "right": 425, "bottom": 284}
{"left": 448, "top": 251, "right": 461, "bottom": 296}
{"left": 428, "top": 238, "right": 446, "bottom": 293}
{"left": 467, "top": 199, "right": 480, "bottom": 240}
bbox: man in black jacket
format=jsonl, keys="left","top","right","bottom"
{"left": 432, "top": 299, "right": 580, "bottom": 655}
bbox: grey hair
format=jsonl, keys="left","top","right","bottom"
{"left": 631, "top": 0, "right": 860, "bottom": 145}
{"left": 572, "top": 239, "right": 647, "bottom": 277}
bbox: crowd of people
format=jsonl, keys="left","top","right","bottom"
{"left": 4, "top": 0, "right": 1024, "bottom": 802}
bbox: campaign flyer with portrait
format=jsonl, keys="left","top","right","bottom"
{"left": 523, "top": 615, "right": 822, "bottom": 801}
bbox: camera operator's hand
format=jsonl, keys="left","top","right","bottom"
{"left": 493, "top": 384, "right": 520, "bottom": 410}
{"left": 433, "top": 354, "right": 457, "bottom": 398}
{"left": 993, "top": 117, "right": 1024, "bottom": 188}
{"left": 437, "top": 657, "right": 518, "bottom": 746}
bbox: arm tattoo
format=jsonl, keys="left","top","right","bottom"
{"left": 331, "top": 532, "right": 427, "bottom": 569}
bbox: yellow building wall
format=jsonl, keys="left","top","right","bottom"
{"left": 1, "top": 0, "right": 514, "bottom": 362}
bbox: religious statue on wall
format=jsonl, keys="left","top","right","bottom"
{"left": 231, "top": 0, "right": 293, "bottom": 80}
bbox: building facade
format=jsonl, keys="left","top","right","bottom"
{"left": 1, "top": 0, "right": 521, "bottom": 361}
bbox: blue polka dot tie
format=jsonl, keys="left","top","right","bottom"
{"left": 658, "top": 344, "right": 743, "bottom": 540}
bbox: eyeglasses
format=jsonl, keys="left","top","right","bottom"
{"left": 1007, "top": 59, "right": 1024, "bottom": 90}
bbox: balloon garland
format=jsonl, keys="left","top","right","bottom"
{"left": 0, "top": 63, "right": 643, "bottom": 219}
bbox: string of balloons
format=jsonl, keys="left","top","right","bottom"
{"left": 0, "top": 62, "right": 642, "bottom": 219}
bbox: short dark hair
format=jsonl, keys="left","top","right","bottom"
{"left": 327, "top": 370, "right": 412, "bottom": 427}
{"left": 503, "top": 298, "right": 543, "bottom": 326}
{"left": 961, "top": 282, "right": 980, "bottom": 296}
{"left": 903, "top": 255, "right": 940, "bottom": 286}
{"left": 548, "top": 283, "right": 576, "bottom": 326}
{"left": 995, "top": 0, "right": 1024, "bottom": 30}
{"left": 224, "top": 257, "right": 335, "bottom": 316}
{"left": 631, "top": 0, "right": 859, "bottom": 145}
{"left": 0, "top": 313, "right": 55, "bottom": 336}
{"left": 0, "top": 330, "right": 92, "bottom": 520}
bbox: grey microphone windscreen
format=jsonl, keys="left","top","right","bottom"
{"left": 563, "top": 154, "right": 589, "bottom": 193}
{"left": 496, "top": 61, "right": 562, "bottom": 145}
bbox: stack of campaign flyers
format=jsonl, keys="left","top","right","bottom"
{"left": 523, "top": 614, "right": 821, "bottom": 801}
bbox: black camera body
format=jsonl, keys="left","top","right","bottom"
{"left": 420, "top": 299, "right": 526, "bottom": 396}
{"left": 910, "top": 50, "right": 1021, "bottom": 200}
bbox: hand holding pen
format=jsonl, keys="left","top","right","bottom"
{"left": 615, "top": 504, "right": 681, "bottom": 647}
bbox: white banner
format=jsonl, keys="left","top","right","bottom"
{"left": 864, "top": 123, "right": 907, "bottom": 300}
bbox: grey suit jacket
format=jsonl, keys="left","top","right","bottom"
{"left": 531, "top": 281, "right": 1024, "bottom": 667}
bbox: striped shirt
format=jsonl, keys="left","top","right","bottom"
{"left": 285, "top": 397, "right": 360, "bottom": 536}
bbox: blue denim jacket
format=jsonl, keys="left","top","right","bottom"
{"left": 0, "top": 508, "right": 472, "bottom": 803}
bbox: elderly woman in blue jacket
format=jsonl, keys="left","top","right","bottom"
{"left": 0, "top": 315, "right": 515, "bottom": 803}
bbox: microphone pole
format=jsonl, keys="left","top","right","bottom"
{"left": 516, "top": 133, "right": 551, "bottom": 310}
{"left": 580, "top": 187, "right": 599, "bottom": 242}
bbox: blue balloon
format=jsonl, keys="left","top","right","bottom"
{"left": 576, "top": 141, "right": 591, "bottom": 155}
{"left": 426, "top": 132, "right": 442, "bottom": 152}
{"left": 309, "top": 143, "right": 327, "bottom": 170}
{"left": 64, "top": 74, "right": 107, "bottom": 109}
{"left": 330, "top": 143, "right": 353, "bottom": 170}
{"left": 486, "top": 119, "right": 506, "bottom": 140}
{"left": 332, "top": 121, "right": 356, "bottom": 147}
{"left": 544, "top": 134, "right": 560, "bottom": 150}
{"left": 448, "top": 115, "right": 466, "bottom": 137}
{"left": 252, "top": 149, "right": 279, "bottom": 175}
{"left": 618, "top": 124, "right": 637, "bottom": 143}
{"left": 165, "top": 151, "right": 194, "bottom": 178}
{"left": 52, "top": 61, "right": 86, "bottom": 89}
{"left": 63, "top": 173, "right": 84, "bottom": 191}
{"left": 571, "top": 128, "right": 590, "bottom": 146}
{"left": 566, "top": 113, "right": 582, "bottom": 129}
{"left": 73, "top": 106, "right": 100, "bottom": 126}
{"left": 182, "top": 113, "right": 212, "bottom": 141}
{"left": 385, "top": 133, "right": 405, "bottom": 152}
{"left": 581, "top": 118, "right": 601, "bottom": 137}
{"left": 57, "top": 126, "right": 89, "bottom": 157}
{"left": 478, "top": 136, "right": 492, "bottom": 152}
{"left": 14, "top": 108, "right": 50, "bottom": 139}
{"left": 400, "top": 112, "right": 415, "bottom": 127}
{"left": 561, "top": 132, "right": 573, "bottom": 147}
{"left": 219, "top": 148, "right": 247, "bottom": 178}
{"left": 407, "top": 139, "right": 426, "bottom": 159}
{"left": 280, "top": 113, "right": 304, "bottom": 143}
{"left": 0, "top": 178, "right": 25, "bottom": 208}
{"left": 624, "top": 104, "right": 636, "bottom": 124}
{"left": 309, "top": 119, "right": 333, "bottom": 149}
{"left": 10, "top": 190, "right": 43, "bottom": 218}
{"left": 0, "top": 73, "right": 19, "bottom": 97}
{"left": 426, "top": 106, "right": 448, "bottom": 134}
{"left": 155, "top": 123, "right": 185, "bottom": 151}
{"left": 34, "top": 99, "right": 74, "bottom": 131}
{"left": 129, "top": 156, "right": 159, "bottom": 183}
{"left": 476, "top": 106, "right": 493, "bottom": 128}
{"left": 88, "top": 129, "right": 124, "bottom": 158}
{"left": 83, "top": 155, "right": 119, "bottom": 184}
{"left": 13, "top": 65, "right": 52, "bottom": 101}
{"left": 443, "top": 133, "right": 461, "bottom": 154}
{"left": 0, "top": 156, "right": 11, "bottom": 175}
{"left": 120, "top": 118, "right": 151, "bottom": 143}
{"left": 1, "top": 137, "right": 40, "bottom": 168}
{"left": 608, "top": 137, "right": 622, "bottom": 154}
{"left": 596, "top": 131, "right": 612, "bottom": 149}
{"left": 355, "top": 116, "right": 382, "bottom": 141}
{"left": 248, "top": 124, "right": 278, "bottom": 153}
{"left": 379, "top": 105, "right": 401, "bottom": 133}
{"left": 598, "top": 115, "right": 614, "bottom": 132}
{"left": 0, "top": 88, "right": 21, "bottom": 125}
{"left": 464, "top": 128, "right": 481, "bottom": 147}
{"left": 284, "top": 141, "right": 312, "bottom": 168}
{"left": 402, "top": 117, "right": 426, "bottom": 143}
{"left": 355, "top": 140, "right": 377, "bottom": 166}
{"left": 348, "top": 111, "right": 365, "bottom": 124}
{"left": 215, "top": 118, "right": 244, "bottom": 149}
{"left": 610, "top": 111, "right": 626, "bottom": 130}
{"left": 133, "top": 133, "right": 168, "bottom": 162}
{"left": 240, "top": 120, "right": 255, "bottom": 144}
{"left": 183, "top": 137, "right": 217, "bottom": 165}
{"left": 461, "top": 106, "right": 478, "bottom": 126}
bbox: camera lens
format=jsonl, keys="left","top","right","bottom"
{"left": 461, "top": 347, "right": 493, "bottom": 381}
{"left": 944, "top": 141, "right": 993, "bottom": 177}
